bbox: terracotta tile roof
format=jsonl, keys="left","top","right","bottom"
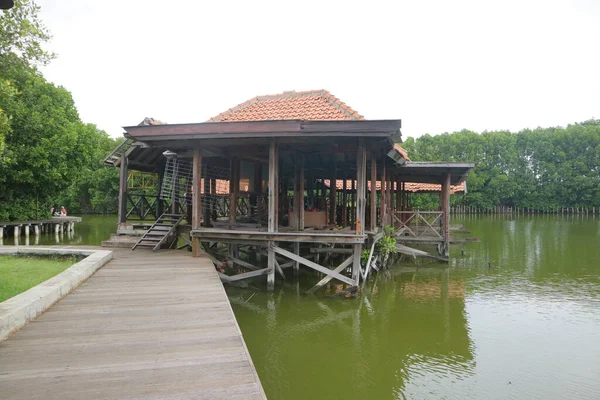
{"left": 393, "top": 144, "right": 411, "bottom": 162}
{"left": 208, "top": 90, "right": 365, "bottom": 122}
{"left": 323, "top": 180, "right": 465, "bottom": 194}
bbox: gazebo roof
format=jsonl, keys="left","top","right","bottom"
{"left": 208, "top": 90, "right": 365, "bottom": 122}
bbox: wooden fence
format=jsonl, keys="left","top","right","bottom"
{"left": 451, "top": 205, "right": 599, "bottom": 215}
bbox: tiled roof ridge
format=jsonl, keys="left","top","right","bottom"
{"left": 207, "top": 89, "right": 364, "bottom": 122}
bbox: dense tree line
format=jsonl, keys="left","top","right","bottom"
{"left": 402, "top": 121, "right": 600, "bottom": 211}
{"left": 0, "top": 0, "right": 119, "bottom": 220}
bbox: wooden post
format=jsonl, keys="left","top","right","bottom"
{"left": 441, "top": 170, "right": 451, "bottom": 257}
{"left": 210, "top": 178, "right": 217, "bottom": 222}
{"left": 171, "top": 159, "right": 179, "bottom": 214}
{"left": 396, "top": 176, "right": 401, "bottom": 214}
{"left": 229, "top": 158, "right": 240, "bottom": 258}
{"left": 192, "top": 149, "right": 202, "bottom": 257}
{"left": 0, "top": 226, "right": 3, "bottom": 239}
{"left": 252, "top": 162, "right": 262, "bottom": 223}
{"left": 380, "top": 157, "right": 387, "bottom": 226}
{"left": 155, "top": 165, "right": 165, "bottom": 219}
{"left": 293, "top": 153, "right": 304, "bottom": 276}
{"left": 202, "top": 163, "right": 210, "bottom": 227}
{"left": 343, "top": 174, "right": 348, "bottom": 227}
{"left": 370, "top": 156, "right": 377, "bottom": 231}
{"left": 353, "top": 139, "right": 367, "bottom": 286}
{"left": 229, "top": 158, "right": 240, "bottom": 224}
{"left": 267, "top": 140, "right": 279, "bottom": 290}
{"left": 24, "top": 225, "right": 30, "bottom": 237}
{"left": 117, "top": 154, "right": 128, "bottom": 226}
{"left": 385, "top": 163, "right": 391, "bottom": 225}
{"left": 351, "top": 178, "right": 356, "bottom": 227}
{"left": 329, "top": 162, "right": 337, "bottom": 226}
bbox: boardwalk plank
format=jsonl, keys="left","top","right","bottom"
{"left": 0, "top": 248, "right": 266, "bottom": 400}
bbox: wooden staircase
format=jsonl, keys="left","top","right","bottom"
{"left": 131, "top": 213, "right": 185, "bottom": 251}
{"left": 103, "top": 138, "right": 134, "bottom": 167}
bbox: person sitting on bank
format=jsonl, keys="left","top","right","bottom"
{"left": 60, "top": 206, "right": 67, "bottom": 216}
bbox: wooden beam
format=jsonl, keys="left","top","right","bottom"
{"left": 226, "top": 268, "right": 273, "bottom": 282}
{"left": 229, "top": 157, "right": 240, "bottom": 224}
{"left": 306, "top": 256, "right": 354, "bottom": 294}
{"left": 202, "top": 163, "right": 210, "bottom": 227}
{"left": 192, "top": 149, "right": 202, "bottom": 256}
{"left": 380, "top": 157, "right": 386, "bottom": 226}
{"left": 353, "top": 138, "right": 366, "bottom": 284}
{"left": 117, "top": 154, "right": 128, "bottom": 225}
{"left": 298, "top": 154, "right": 304, "bottom": 231}
{"left": 370, "top": 155, "right": 377, "bottom": 231}
{"left": 342, "top": 174, "right": 348, "bottom": 227}
{"left": 274, "top": 258, "right": 286, "bottom": 280}
{"left": 268, "top": 140, "right": 279, "bottom": 290}
{"left": 441, "top": 169, "right": 451, "bottom": 256}
{"left": 227, "top": 257, "right": 260, "bottom": 271}
{"left": 268, "top": 141, "right": 279, "bottom": 233}
{"left": 270, "top": 245, "right": 355, "bottom": 286}
{"left": 329, "top": 162, "right": 337, "bottom": 225}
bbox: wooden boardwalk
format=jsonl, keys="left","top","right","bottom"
{"left": 0, "top": 247, "right": 266, "bottom": 400}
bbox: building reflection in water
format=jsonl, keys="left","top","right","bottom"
{"left": 228, "top": 266, "right": 474, "bottom": 400}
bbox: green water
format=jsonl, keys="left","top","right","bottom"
{"left": 227, "top": 215, "right": 600, "bottom": 399}
{"left": 0, "top": 215, "right": 117, "bottom": 246}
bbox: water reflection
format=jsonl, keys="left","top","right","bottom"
{"left": 229, "top": 215, "right": 600, "bottom": 399}
{"left": 229, "top": 267, "right": 474, "bottom": 400}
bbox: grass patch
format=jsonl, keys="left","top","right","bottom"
{"left": 0, "top": 255, "right": 79, "bottom": 303}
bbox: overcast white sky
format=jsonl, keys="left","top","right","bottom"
{"left": 36, "top": 0, "right": 599, "bottom": 139}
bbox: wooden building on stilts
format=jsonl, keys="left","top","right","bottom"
{"left": 104, "top": 90, "right": 473, "bottom": 292}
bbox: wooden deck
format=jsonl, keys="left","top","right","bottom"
{"left": 0, "top": 247, "right": 266, "bottom": 400}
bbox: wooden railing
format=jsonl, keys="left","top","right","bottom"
{"left": 126, "top": 194, "right": 186, "bottom": 221}
{"left": 391, "top": 210, "right": 444, "bottom": 239}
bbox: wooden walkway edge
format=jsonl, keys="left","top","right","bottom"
{"left": 0, "top": 247, "right": 267, "bottom": 400}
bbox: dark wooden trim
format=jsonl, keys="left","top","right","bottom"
{"left": 124, "top": 119, "right": 402, "bottom": 141}
{"left": 117, "top": 155, "right": 128, "bottom": 225}
{"left": 192, "top": 149, "right": 202, "bottom": 256}
{"left": 190, "top": 229, "right": 365, "bottom": 244}
{"left": 329, "top": 161, "right": 336, "bottom": 225}
{"left": 229, "top": 158, "right": 240, "bottom": 224}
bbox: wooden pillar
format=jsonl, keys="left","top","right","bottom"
{"left": 343, "top": 174, "right": 348, "bottom": 227}
{"left": 370, "top": 156, "right": 377, "bottom": 231}
{"left": 380, "top": 157, "right": 387, "bottom": 226}
{"left": 229, "top": 158, "right": 240, "bottom": 258}
{"left": 353, "top": 139, "right": 367, "bottom": 285}
{"left": 385, "top": 164, "right": 391, "bottom": 225}
{"left": 252, "top": 162, "right": 262, "bottom": 223}
{"left": 202, "top": 163, "right": 210, "bottom": 227}
{"left": 293, "top": 154, "right": 304, "bottom": 276}
{"left": 210, "top": 178, "right": 217, "bottom": 221}
{"left": 156, "top": 165, "right": 165, "bottom": 219}
{"left": 171, "top": 159, "right": 179, "bottom": 214}
{"left": 329, "top": 162, "right": 337, "bottom": 226}
{"left": 267, "top": 140, "right": 279, "bottom": 290}
{"left": 229, "top": 158, "right": 240, "bottom": 224}
{"left": 441, "top": 170, "right": 451, "bottom": 257}
{"left": 351, "top": 178, "right": 356, "bottom": 227}
{"left": 117, "top": 154, "right": 128, "bottom": 226}
{"left": 192, "top": 149, "right": 202, "bottom": 257}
